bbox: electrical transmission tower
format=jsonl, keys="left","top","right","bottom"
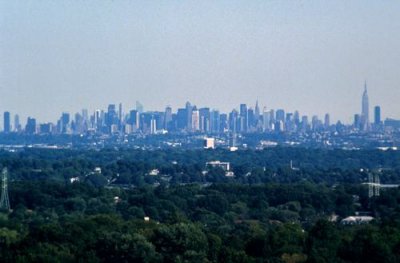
{"left": 0, "top": 168, "right": 10, "bottom": 211}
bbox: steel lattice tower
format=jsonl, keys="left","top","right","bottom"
{"left": 0, "top": 168, "right": 10, "bottom": 211}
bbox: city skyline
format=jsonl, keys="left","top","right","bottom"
{"left": 1, "top": 1, "right": 400, "bottom": 123}
{"left": 0, "top": 86, "right": 392, "bottom": 130}
{"left": 1, "top": 85, "right": 395, "bottom": 135}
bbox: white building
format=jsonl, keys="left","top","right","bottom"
{"left": 204, "top": 138, "right": 215, "bottom": 149}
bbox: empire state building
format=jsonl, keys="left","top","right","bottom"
{"left": 361, "top": 82, "right": 370, "bottom": 131}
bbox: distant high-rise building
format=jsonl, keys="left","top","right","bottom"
{"left": 354, "top": 114, "right": 361, "bottom": 129}
{"left": 229, "top": 109, "right": 238, "bottom": 133}
{"left": 285, "top": 113, "right": 294, "bottom": 132}
{"left": 150, "top": 117, "right": 157, "bottom": 134}
{"left": 128, "top": 110, "right": 140, "bottom": 130}
{"left": 248, "top": 108, "right": 255, "bottom": 130}
{"left": 3, "top": 112, "right": 10, "bottom": 133}
{"left": 191, "top": 109, "right": 200, "bottom": 131}
{"left": 60, "top": 112, "right": 70, "bottom": 134}
{"left": 301, "top": 116, "right": 309, "bottom": 131}
{"left": 118, "top": 103, "right": 123, "bottom": 126}
{"left": 199, "top": 108, "right": 210, "bottom": 132}
{"left": 176, "top": 108, "right": 187, "bottom": 130}
{"left": 95, "top": 110, "right": 101, "bottom": 129}
{"left": 312, "top": 116, "right": 325, "bottom": 131}
{"left": 14, "top": 114, "right": 20, "bottom": 132}
{"left": 25, "top": 117, "right": 37, "bottom": 134}
{"left": 276, "top": 109, "right": 285, "bottom": 123}
{"left": 210, "top": 110, "right": 220, "bottom": 133}
{"left": 361, "top": 82, "right": 370, "bottom": 131}
{"left": 374, "top": 106, "right": 381, "bottom": 125}
{"left": 186, "top": 102, "right": 193, "bottom": 131}
{"left": 219, "top": 113, "right": 228, "bottom": 132}
{"left": 254, "top": 101, "right": 260, "bottom": 124}
{"left": 164, "top": 106, "right": 173, "bottom": 130}
{"left": 270, "top": 109, "right": 275, "bottom": 124}
{"left": 106, "top": 104, "right": 118, "bottom": 132}
{"left": 294, "top": 111, "right": 300, "bottom": 126}
{"left": 262, "top": 107, "right": 271, "bottom": 131}
{"left": 40, "top": 123, "right": 53, "bottom": 134}
{"left": 240, "top": 104, "right": 248, "bottom": 132}
{"left": 324, "top": 113, "right": 330, "bottom": 128}
{"left": 82, "top": 109, "right": 89, "bottom": 122}
{"left": 275, "top": 121, "right": 284, "bottom": 132}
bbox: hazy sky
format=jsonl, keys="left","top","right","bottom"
{"left": 1, "top": 0, "right": 399, "bottom": 125}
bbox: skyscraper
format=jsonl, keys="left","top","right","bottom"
{"left": 276, "top": 109, "right": 285, "bottom": 123}
{"left": 14, "top": 114, "right": 20, "bottom": 132}
{"left": 25, "top": 117, "right": 37, "bottom": 134}
{"left": 239, "top": 104, "right": 248, "bottom": 132}
{"left": 229, "top": 109, "right": 238, "bottom": 133}
{"left": 361, "top": 82, "right": 370, "bottom": 131}
{"left": 164, "top": 106, "right": 173, "bottom": 130}
{"left": 150, "top": 117, "right": 157, "bottom": 134}
{"left": 262, "top": 107, "right": 271, "bottom": 131}
{"left": 254, "top": 101, "right": 260, "bottom": 125}
{"left": 3, "top": 112, "right": 10, "bottom": 133}
{"left": 176, "top": 108, "right": 187, "bottom": 130}
{"left": 324, "top": 113, "right": 330, "bottom": 129}
{"left": 191, "top": 109, "right": 200, "bottom": 132}
{"left": 354, "top": 114, "right": 361, "bottom": 129}
{"left": 186, "top": 102, "right": 193, "bottom": 131}
{"left": 128, "top": 110, "right": 140, "bottom": 130}
{"left": 199, "top": 108, "right": 210, "bottom": 132}
{"left": 210, "top": 110, "right": 220, "bottom": 133}
{"left": 374, "top": 106, "right": 381, "bottom": 125}
{"left": 118, "top": 103, "right": 123, "bottom": 126}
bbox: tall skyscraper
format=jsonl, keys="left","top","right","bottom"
{"left": 150, "top": 117, "right": 157, "bottom": 134}
{"left": 210, "top": 110, "right": 220, "bottom": 133}
{"left": 14, "top": 114, "right": 20, "bottom": 132}
{"left": 25, "top": 117, "right": 37, "bottom": 134}
{"left": 262, "top": 107, "right": 271, "bottom": 131}
{"left": 239, "top": 104, "right": 248, "bottom": 132}
{"left": 199, "top": 108, "right": 210, "bottom": 132}
{"left": 118, "top": 103, "right": 123, "bottom": 126}
{"left": 254, "top": 101, "right": 260, "bottom": 124}
{"left": 128, "top": 110, "right": 140, "bottom": 130}
{"left": 354, "top": 114, "right": 361, "bottom": 129}
{"left": 164, "top": 106, "right": 173, "bottom": 130}
{"left": 229, "top": 109, "right": 238, "bottom": 133}
{"left": 176, "top": 108, "right": 187, "bottom": 130}
{"left": 324, "top": 113, "right": 330, "bottom": 129}
{"left": 374, "top": 106, "right": 381, "bottom": 125}
{"left": 3, "top": 112, "right": 10, "bottom": 133}
{"left": 186, "top": 102, "right": 193, "bottom": 131}
{"left": 106, "top": 104, "right": 118, "bottom": 131}
{"left": 191, "top": 109, "right": 200, "bottom": 131}
{"left": 294, "top": 111, "right": 300, "bottom": 126}
{"left": 276, "top": 109, "right": 285, "bottom": 123}
{"left": 219, "top": 113, "right": 228, "bottom": 132}
{"left": 361, "top": 82, "right": 370, "bottom": 131}
{"left": 248, "top": 108, "right": 255, "bottom": 130}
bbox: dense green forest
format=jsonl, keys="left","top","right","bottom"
{"left": 1, "top": 147, "right": 400, "bottom": 186}
{"left": 0, "top": 148, "right": 399, "bottom": 262}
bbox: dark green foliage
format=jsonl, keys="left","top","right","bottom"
{"left": 0, "top": 148, "right": 399, "bottom": 262}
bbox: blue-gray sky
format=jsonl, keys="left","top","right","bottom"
{"left": 1, "top": 0, "right": 399, "bottom": 125}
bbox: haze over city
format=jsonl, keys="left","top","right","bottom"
{"left": 1, "top": 0, "right": 400, "bottom": 124}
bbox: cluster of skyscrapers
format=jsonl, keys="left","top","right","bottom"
{"left": 1, "top": 85, "right": 398, "bottom": 136}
